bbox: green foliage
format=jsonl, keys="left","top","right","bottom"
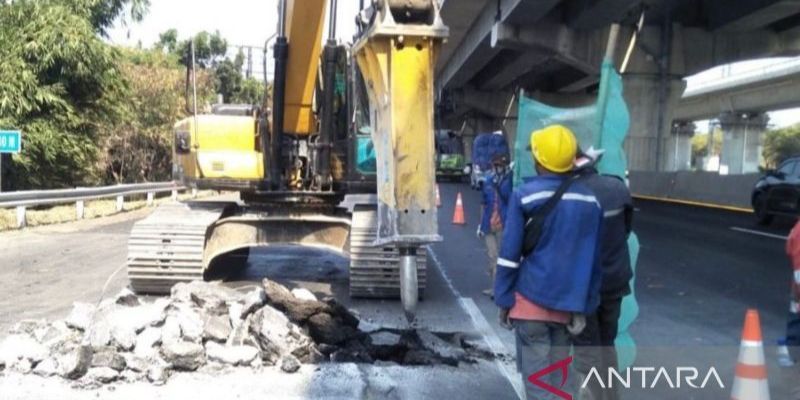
{"left": 234, "top": 78, "right": 266, "bottom": 105}
{"left": 98, "top": 48, "right": 216, "bottom": 183}
{"left": 763, "top": 123, "right": 800, "bottom": 168}
{"left": 156, "top": 28, "right": 178, "bottom": 53}
{"left": 691, "top": 129, "right": 722, "bottom": 159}
{"left": 160, "top": 30, "right": 228, "bottom": 68}
{"left": 0, "top": 0, "right": 134, "bottom": 188}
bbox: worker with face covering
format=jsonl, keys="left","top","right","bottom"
{"left": 478, "top": 153, "right": 513, "bottom": 297}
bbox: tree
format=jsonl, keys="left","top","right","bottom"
{"left": 0, "top": 0, "right": 132, "bottom": 188}
{"left": 156, "top": 28, "right": 178, "bottom": 53}
{"left": 164, "top": 30, "right": 228, "bottom": 68}
{"left": 690, "top": 128, "right": 722, "bottom": 169}
{"left": 98, "top": 48, "right": 216, "bottom": 183}
{"left": 763, "top": 124, "right": 800, "bottom": 168}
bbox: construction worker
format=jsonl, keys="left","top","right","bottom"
{"left": 571, "top": 148, "right": 634, "bottom": 400}
{"left": 478, "top": 153, "right": 513, "bottom": 297}
{"left": 785, "top": 219, "right": 800, "bottom": 365}
{"left": 494, "top": 125, "right": 603, "bottom": 400}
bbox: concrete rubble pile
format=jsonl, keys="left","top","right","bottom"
{"left": 0, "top": 279, "right": 482, "bottom": 387}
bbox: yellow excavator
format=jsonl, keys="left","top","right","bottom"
{"left": 126, "top": 0, "right": 448, "bottom": 320}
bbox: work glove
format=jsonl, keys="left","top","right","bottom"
{"left": 567, "top": 313, "right": 586, "bottom": 336}
{"left": 476, "top": 226, "right": 485, "bottom": 238}
{"left": 498, "top": 308, "right": 512, "bottom": 330}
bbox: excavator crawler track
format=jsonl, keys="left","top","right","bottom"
{"left": 127, "top": 202, "right": 228, "bottom": 294}
{"left": 349, "top": 206, "right": 426, "bottom": 298}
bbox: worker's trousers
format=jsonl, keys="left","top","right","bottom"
{"left": 572, "top": 296, "right": 623, "bottom": 400}
{"left": 513, "top": 319, "right": 571, "bottom": 400}
{"left": 484, "top": 230, "right": 503, "bottom": 283}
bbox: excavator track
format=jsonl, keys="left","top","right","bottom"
{"left": 349, "top": 206, "right": 426, "bottom": 298}
{"left": 127, "top": 202, "right": 228, "bottom": 294}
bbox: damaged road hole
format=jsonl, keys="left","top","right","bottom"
{"left": 0, "top": 279, "right": 498, "bottom": 388}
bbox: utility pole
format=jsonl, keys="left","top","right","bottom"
{"left": 247, "top": 47, "right": 253, "bottom": 79}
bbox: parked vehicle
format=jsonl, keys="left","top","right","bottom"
{"left": 435, "top": 130, "right": 468, "bottom": 181}
{"left": 470, "top": 131, "right": 509, "bottom": 190}
{"left": 752, "top": 156, "right": 800, "bottom": 225}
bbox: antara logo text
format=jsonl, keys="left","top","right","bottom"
{"left": 529, "top": 357, "right": 725, "bottom": 400}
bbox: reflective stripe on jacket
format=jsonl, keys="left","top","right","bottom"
{"left": 494, "top": 175, "right": 603, "bottom": 314}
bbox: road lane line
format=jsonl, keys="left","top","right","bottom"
{"left": 426, "top": 245, "right": 525, "bottom": 400}
{"left": 460, "top": 297, "right": 525, "bottom": 400}
{"left": 730, "top": 227, "right": 788, "bottom": 240}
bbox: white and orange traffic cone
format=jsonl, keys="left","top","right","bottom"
{"left": 731, "top": 309, "right": 770, "bottom": 400}
{"left": 436, "top": 184, "right": 441, "bottom": 208}
{"left": 452, "top": 192, "right": 465, "bottom": 225}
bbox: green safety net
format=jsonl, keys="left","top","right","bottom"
{"left": 513, "top": 60, "right": 640, "bottom": 368}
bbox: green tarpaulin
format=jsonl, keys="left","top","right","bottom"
{"left": 513, "top": 60, "right": 640, "bottom": 368}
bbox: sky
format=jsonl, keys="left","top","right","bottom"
{"left": 109, "top": 1, "right": 800, "bottom": 129}
{"left": 108, "top": 0, "right": 362, "bottom": 78}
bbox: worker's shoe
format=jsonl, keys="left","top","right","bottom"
{"left": 482, "top": 289, "right": 493, "bottom": 298}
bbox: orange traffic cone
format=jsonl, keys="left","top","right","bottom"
{"left": 731, "top": 309, "right": 770, "bottom": 400}
{"left": 452, "top": 192, "right": 465, "bottom": 225}
{"left": 436, "top": 185, "right": 441, "bottom": 207}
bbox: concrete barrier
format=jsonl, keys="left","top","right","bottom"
{"left": 629, "top": 171, "right": 760, "bottom": 210}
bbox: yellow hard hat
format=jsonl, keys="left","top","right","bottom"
{"left": 529, "top": 125, "right": 577, "bottom": 173}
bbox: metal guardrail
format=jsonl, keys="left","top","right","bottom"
{"left": 0, "top": 181, "right": 189, "bottom": 228}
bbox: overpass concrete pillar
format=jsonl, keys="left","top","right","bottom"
{"left": 667, "top": 121, "right": 695, "bottom": 171}
{"left": 718, "top": 112, "right": 768, "bottom": 175}
{"left": 622, "top": 75, "right": 687, "bottom": 172}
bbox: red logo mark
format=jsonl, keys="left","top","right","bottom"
{"left": 527, "top": 356, "right": 573, "bottom": 400}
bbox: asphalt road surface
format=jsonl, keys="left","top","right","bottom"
{"left": 1, "top": 184, "right": 799, "bottom": 399}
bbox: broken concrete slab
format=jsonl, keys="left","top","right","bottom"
{"left": 0, "top": 334, "right": 48, "bottom": 366}
{"left": 280, "top": 355, "right": 300, "bottom": 373}
{"left": 111, "top": 324, "right": 136, "bottom": 351}
{"left": 171, "top": 304, "right": 204, "bottom": 343}
{"left": 160, "top": 340, "right": 205, "bottom": 371}
{"left": 205, "top": 341, "right": 259, "bottom": 366}
{"left": 32, "top": 357, "right": 59, "bottom": 377}
{"left": 114, "top": 288, "right": 140, "bottom": 307}
{"left": 240, "top": 287, "right": 267, "bottom": 318}
{"left": 146, "top": 363, "right": 170, "bottom": 385}
{"left": 416, "top": 330, "right": 467, "bottom": 362}
{"left": 134, "top": 326, "right": 161, "bottom": 358}
{"left": 248, "top": 305, "right": 313, "bottom": 364}
{"left": 91, "top": 347, "right": 126, "bottom": 371}
{"left": 10, "top": 358, "right": 33, "bottom": 374}
{"left": 172, "top": 281, "right": 239, "bottom": 312}
{"left": 122, "top": 354, "right": 149, "bottom": 373}
{"left": 84, "top": 367, "right": 119, "bottom": 384}
{"left": 307, "top": 313, "right": 360, "bottom": 345}
{"left": 203, "top": 314, "right": 231, "bottom": 342}
{"left": 161, "top": 314, "right": 182, "bottom": 345}
{"left": 65, "top": 302, "right": 95, "bottom": 331}
{"left": 8, "top": 319, "right": 47, "bottom": 336}
{"left": 56, "top": 345, "right": 92, "bottom": 379}
{"left": 291, "top": 288, "right": 317, "bottom": 302}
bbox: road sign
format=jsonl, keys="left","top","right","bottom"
{"left": 0, "top": 130, "right": 21, "bottom": 154}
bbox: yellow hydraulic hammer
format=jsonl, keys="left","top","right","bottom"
{"left": 353, "top": 0, "right": 448, "bottom": 320}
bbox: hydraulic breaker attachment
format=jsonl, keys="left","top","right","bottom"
{"left": 353, "top": 0, "right": 448, "bottom": 320}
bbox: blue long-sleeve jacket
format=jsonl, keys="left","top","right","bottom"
{"left": 493, "top": 175, "right": 603, "bottom": 314}
{"left": 479, "top": 171, "right": 513, "bottom": 234}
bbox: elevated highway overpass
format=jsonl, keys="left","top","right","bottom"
{"left": 436, "top": 0, "right": 800, "bottom": 172}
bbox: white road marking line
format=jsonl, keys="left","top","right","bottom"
{"left": 730, "top": 227, "right": 788, "bottom": 240}
{"left": 426, "top": 245, "right": 525, "bottom": 400}
{"left": 460, "top": 298, "right": 525, "bottom": 400}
